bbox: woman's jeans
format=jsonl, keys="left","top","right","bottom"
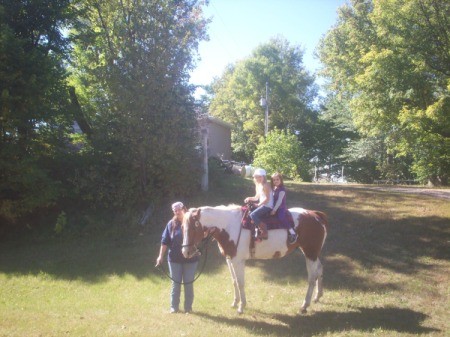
{"left": 250, "top": 205, "right": 272, "bottom": 226}
{"left": 168, "top": 261, "right": 198, "bottom": 312}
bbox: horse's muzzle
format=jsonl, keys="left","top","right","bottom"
{"left": 182, "top": 246, "right": 201, "bottom": 259}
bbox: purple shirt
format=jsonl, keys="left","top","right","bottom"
{"left": 273, "top": 185, "right": 287, "bottom": 222}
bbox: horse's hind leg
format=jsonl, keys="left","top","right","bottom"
{"left": 300, "top": 258, "right": 320, "bottom": 314}
{"left": 226, "top": 258, "right": 240, "bottom": 308}
{"left": 314, "top": 258, "right": 323, "bottom": 302}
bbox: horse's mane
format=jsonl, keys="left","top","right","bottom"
{"left": 201, "top": 204, "right": 241, "bottom": 211}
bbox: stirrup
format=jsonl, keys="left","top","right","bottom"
{"left": 257, "top": 233, "right": 268, "bottom": 241}
{"left": 255, "top": 236, "right": 267, "bottom": 243}
{"left": 254, "top": 230, "right": 267, "bottom": 242}
{"left": 288, "top": 234, "right": 297, "bottom": 244}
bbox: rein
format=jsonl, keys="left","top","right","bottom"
{"left": 234, "top": 205, "right": 250, "bottom": 252}
{"left": 157, "top": 234, "right": 212, "bottom": 285}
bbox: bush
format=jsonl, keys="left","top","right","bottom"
{"left": 253, "top": 129, "right": 311, "bottom": 180}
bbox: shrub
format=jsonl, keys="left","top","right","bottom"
{"left": 253, "top": 129, "right": 311, "bottom": 180}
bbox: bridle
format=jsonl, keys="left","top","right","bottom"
{"left": 157, "top": 235, "right": 211, "bottom": 285}
{"left": 157, "top": 213, "right": 212, "bottom": 285}
{"left": 181, "top": 216, "right": 205, "bottom": 256}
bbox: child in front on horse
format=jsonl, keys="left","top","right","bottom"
{"left": 270, "top": 172, "right": 297, "bottom": 243}
{"left": 244, "top": 168, "right": 273, "bottom": 241}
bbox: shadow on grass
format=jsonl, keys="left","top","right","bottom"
{"left": 194, "top": 306, "right": 438, "bottom": 337}
{"left": 0, "top": 232, "right": 227, "bottom": 283}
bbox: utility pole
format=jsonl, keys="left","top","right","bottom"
{"left": 260, "top": 81, "right": 269, "bottom": 137}
{"left": 201, "top": 127, "right": 208, "bottom": 191}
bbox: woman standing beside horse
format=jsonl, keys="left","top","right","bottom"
{"left": 155, "top": 202, "right": 199, "bottom": 313}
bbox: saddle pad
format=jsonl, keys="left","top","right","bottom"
{"left": 241, "top": 205, "right": 294, "bottom": 230}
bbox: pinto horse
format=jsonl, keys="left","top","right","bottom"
{"left": 182, "top": 205, "right": 329, "bottom": 314}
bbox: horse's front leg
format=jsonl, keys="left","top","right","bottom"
{"left": 231, "top": 258, "right": 246, "bottom": 314}
{"left": 226, "top": 258, "right": 240, "bottom": 309}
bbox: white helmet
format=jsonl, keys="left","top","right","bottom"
{"left": 253, "top": 168, "right": 266, "bottom": 177}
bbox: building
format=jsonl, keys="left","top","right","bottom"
{"left": 198, "top": 115, "right": 232, "bottom": 160}
{"left": 198, "top": 115, "right": 232, "bottom": 191}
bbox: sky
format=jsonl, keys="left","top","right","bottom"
{"left": 189, "top": 0, "right": 349, "bottom": 88}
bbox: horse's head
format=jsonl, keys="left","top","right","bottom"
{"left": 182, "top": 208, "right": 204, "bottom": 259}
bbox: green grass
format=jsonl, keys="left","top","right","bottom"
{"left": 1, "top": 175, "right": 449, "bottom": 336}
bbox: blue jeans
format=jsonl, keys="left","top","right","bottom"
{"left": 250, "top": 205, "right": 272, "bottom": 226}
{"left": 168, "top": 261, "right": 198, "bottom": 312}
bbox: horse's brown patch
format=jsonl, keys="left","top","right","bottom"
{"left": 185, "top": 209, "right": 204, "bottom": 248}
{"left": 296, "top": 211, "right": 328, "bottom": 261}
{"left": 272, "top": 251, "right": 282, "bottom": 259}
{"left": 212, "top": 228, "right": 237, "bottom": 258}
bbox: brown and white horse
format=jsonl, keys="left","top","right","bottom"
{"left": 182, "top": 205, "right": 329, "bottom": 314}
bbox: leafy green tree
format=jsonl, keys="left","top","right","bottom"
{"left": 70, "top": 0, "right": 209, "bottom": 208}
{"left": 0, "top": 0, "right": 75, "bottom": 223}
{"left": 210, "top": 37, "right": 317, "bottom": 162}
{"left": 317, "top": 94, "right": 397, "bottom": 183}
{"left": 319, "top": 94, "right": 415, "bottom": 183}
{"left": 318, "top": 0, "right": 449, "bottom": 185}
{"left": 253, "top": 129, "right": 310, "bottom": 181}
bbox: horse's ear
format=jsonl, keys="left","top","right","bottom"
{"left": 192, "top": 208, "right": 201, "bottom": 220}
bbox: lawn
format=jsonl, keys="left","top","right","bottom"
{"left": 1, "top": 175, "right": 449, "bottom": 337}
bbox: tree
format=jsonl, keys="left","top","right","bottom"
{"left": 209, "top": 37, "right": 317, "bottom": 162}
{"left": 314, "top": 95, "right": 358, "bottom": 181}
{"left": 318, "top": 0, "right": 449, "bottom": 185}
{"left": 69, "top": 0, "right": 209, "bottom": 208}
{"left": 0, "top": 0, "right": 76, "bottom": 223}
{"left": 253, "top": 129, "right": 310, "bottom": 181}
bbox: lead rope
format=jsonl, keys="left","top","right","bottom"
{"left": 156, "top": 234, "right": 212, "bottom": 285}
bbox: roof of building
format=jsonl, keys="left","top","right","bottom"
{"left": 198, "top": 115, "right": 232, "bottom": 129}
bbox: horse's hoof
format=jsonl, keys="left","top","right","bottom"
{"left": 300, "top": 307, "right": 307, "bottom": 314}
{"left": 231, "top": 302, "right": 238, "bottom": 308}
{"left": 314, "top": 293, "right": 323, "bottom": 303}
{"left": 237, "top": 308, "right": 244, "bottom": 314}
